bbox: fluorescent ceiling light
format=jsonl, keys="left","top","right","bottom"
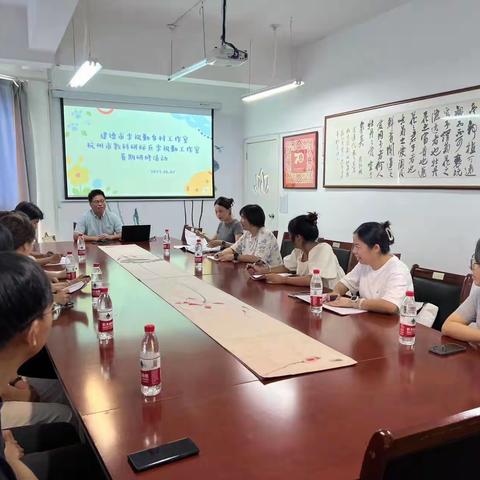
{"left": 168, "top": 58, "right": 216, "bottom": 82}
{"left": 69, "top": 60, "right": 102, "bottom": 88}
{"left": 242, "top": 80, "right": 304, "bottom": 103}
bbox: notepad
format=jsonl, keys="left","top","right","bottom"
{"left": 292, "top": 294, "right": 367, "bottom": 315}
{"left": 67, "top": 281, "right": 86, "bottom": 294}
{"left": 176, "top": 243, "right": 221, "bottom": 254}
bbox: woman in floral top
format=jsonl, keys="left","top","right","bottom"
{"left": 215, "top": 204, "right": 282, "bottom": 267}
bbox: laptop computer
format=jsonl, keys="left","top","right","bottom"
{"left": 121, "top": 225, "right": 151, "bottom": 242}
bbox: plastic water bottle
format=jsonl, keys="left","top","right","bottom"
{"left": 91, "top": 263, "right": 103, "bottom": 307}
{"left": 140, "top": 324, "right": 161, "bottom": 397}
{"left": 194, "top": 238, "right": 203, "bottom": 274}
{"left": 163, "top": 229, "right": 170, "bottom": 257}
{"left": 97, "top": 287, "right": 114, "bottom": 341}
{"left": 399, "top": 290, "right": 416, "bottom": 346}
{"left": 77, "top": 235, "right": 86, "bottom": 264}
{"left": 310, "top": 268, "right": 323, "bottom": 315}
{"left": 65, "top": 251, "right": 77, "bottom": 280}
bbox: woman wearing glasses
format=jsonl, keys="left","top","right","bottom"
{"left": 442, "top": 240, "right": 480, "bottom": 342}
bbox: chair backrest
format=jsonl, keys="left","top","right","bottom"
{"left": 280, "top": 232, "right": 294, "bottom": 258}
{"left": 321, "top": 239, "right": 354, "bottom": 274}
{"left": 359, "top": 407, "right": 480, "bottom": 480}
{"left": 410, "top": 264, "right": 470, "bottom": 331}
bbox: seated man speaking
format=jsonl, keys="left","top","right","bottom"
{"left": 74, "top": 189, "right": 123, "bottom": 242}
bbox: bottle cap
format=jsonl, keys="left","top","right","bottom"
{"left": 313, "top": 269, "right": 320, "bottom": 274}
{"left": 406, "top": 290, "right": 414, "bottom": 297}
{"left": 67, "top": 251, "right": 72, "bottom": 255}
{"left": 93, "top": 263, "right": 100, "bottom": 267}
{"left": 144, "top": 324, "right": 155, "bottom": 333}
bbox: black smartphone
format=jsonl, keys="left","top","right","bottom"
{"left": 128, "top": 438, "right": 199, "bottom": 472}
{"left": 429, "top": 343, "right": 467, "bottom": 356}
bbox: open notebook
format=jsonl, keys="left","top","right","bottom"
{"left": 291, "top": 293, "right": 367, "bottom": 316}
{"left": 174, "top": 228, "right": 221, "bottom": 254}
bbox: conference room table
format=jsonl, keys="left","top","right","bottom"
{"left": 41, "top": 239, "right": 480, "bottom": 479}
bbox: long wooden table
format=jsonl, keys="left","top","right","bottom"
{"left": 42, "top": 240, "right": 480, "bottom": 479}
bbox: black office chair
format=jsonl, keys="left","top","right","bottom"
{"left": 411, "top": 264, "right": 472, "bottom": 331}
{"left": 321, "top": 239, "right": 353, "bottom": 274}
{"left": 280, "top": 232, "right": 294, "bottom": 258}
{"left": 359, "top": 407, "right": 480, "bottom": 480}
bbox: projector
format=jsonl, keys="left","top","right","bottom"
{"left": 209, "top": 44, "right": 248, "bottom": 67}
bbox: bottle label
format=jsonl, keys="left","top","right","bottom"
{"left": 399, "top": 323, "right": 416, "bottom": 337}
{"left": 310, "top": 295, "right": 323, "bottom": 307}
{"left": 66, "top": 269, "right": 76, "bottom": 281}
{"left": 141, "top": 355, "right": 161, "bottom": 386}
{"left": 163, "top": 243, "right": 170, "bottom": 249}
{"left": 98, "top": 313, "right": 113, "bottom": 333}
{"left": 195, "top": 255, "right": 203, "bottom": 264}
{"left": 98, "top": 309, "right": 113, "bottom": 332}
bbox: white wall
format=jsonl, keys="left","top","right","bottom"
{"left": 25, "top": 69, "right": 245, "bottom": 241}
{"left": 244, "top": 0, "right": 480, "bottom": 274}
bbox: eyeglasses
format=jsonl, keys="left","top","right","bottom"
{"left": 92, "top": 200, "right": 106, "bottom": 205}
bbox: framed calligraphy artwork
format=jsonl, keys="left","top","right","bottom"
{"left": 283, "top": 131, "right": 318, "bottom": 189}
{"left": 324, "top": 85, "right": 480, "bottom": 189}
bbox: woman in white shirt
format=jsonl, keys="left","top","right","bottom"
{"left": 215, "top": 204, "right": 282, "bottom": 267}
{"left": 328, "top": 221, "right": 412, "bottom": 314}
{"left": 247, "top": 212, "right": 344, "bottom": 288}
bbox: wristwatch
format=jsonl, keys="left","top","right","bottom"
{"left": 233, "top": 251, "right": 239, "bottom": 262}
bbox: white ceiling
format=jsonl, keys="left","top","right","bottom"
{"left": 0, "top": 0, "right": 411, "bottom": 86}
{"left": 84, "top": 0, "right": 411, "bottom": 45}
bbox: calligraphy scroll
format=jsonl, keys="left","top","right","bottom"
{"left": 324, "top": 85, "right": 480, "bottom": 188}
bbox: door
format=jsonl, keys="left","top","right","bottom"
{"left": 244, "top": 139, "right": 279, "bottom": 232}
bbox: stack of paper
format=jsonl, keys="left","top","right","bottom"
{"left": 183, "top": 229, "right": 221, "bottom": 253}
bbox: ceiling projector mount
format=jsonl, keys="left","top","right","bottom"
{"left": 168, "top": 0, "right": 248, "bottom": 81}
{"left": 214, "top": 0, "right": 248, "bottom": 67}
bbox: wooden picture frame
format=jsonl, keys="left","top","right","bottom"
{"left": 283, "top": 131, "right": 318, "bottom": 189}
{"left": 323, "top": 84, "right": 480, "bottom": 189}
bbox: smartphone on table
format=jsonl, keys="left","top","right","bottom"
{"left": 429, "top": 343, "right": 467, "bottom": 356}
{"left": 128, "top": 437, "right": 199, "bottom": 472}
